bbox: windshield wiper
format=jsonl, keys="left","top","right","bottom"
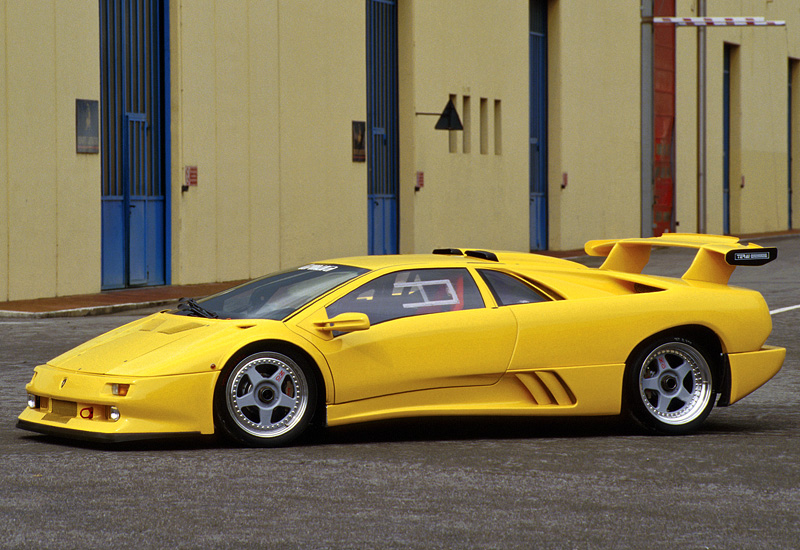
{"left": 177, "top": 297, "right": 219, "bottom": 319}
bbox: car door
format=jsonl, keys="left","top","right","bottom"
{"left": 294, "top": 267, "right": 518, "bottom": 403}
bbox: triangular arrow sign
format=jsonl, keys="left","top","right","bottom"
{"left": 435, "top": 99, "right": 463, "bottom": 131}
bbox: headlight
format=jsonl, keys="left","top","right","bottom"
{"left": 108, "top": 406, "right": 121, "bottom": 422}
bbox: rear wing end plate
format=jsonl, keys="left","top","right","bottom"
{"left": 584, "top": 233, "right": 777, "bottom": 285}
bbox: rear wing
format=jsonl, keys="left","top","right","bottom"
{"left": 584, "top": 233, "right": 777, "bottom": 285}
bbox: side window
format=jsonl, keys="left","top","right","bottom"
{"left": 479, "top": 270, "right": 548, "bottom": 306}
{"left": 327, "top": 268, "right": 484, "bottom": 325}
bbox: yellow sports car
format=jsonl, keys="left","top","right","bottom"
{"left": 18, "top": 234, "right": 785, "bottom": 447}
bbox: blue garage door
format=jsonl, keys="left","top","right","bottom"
{"left": 100, "top": 0, "right": 170, "bottom": 289}
{"left": 366, "top": 0, "right": 399, "bottom": 255}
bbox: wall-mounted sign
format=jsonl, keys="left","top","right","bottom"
{"left": 76, "top": 99, "right": 99, "bottom": 154}
{"left": 352, "top": 121, "right": 366, "bottom": 162}
{"left": 182, "top": 165, "right": 198, "bottom": 192}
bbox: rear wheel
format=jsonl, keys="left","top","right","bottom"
{"left": 214, "top": 351, "right": 317, "bottom": 447}
{"left": 625, "top": 337, "right": 716, "bottom": 434}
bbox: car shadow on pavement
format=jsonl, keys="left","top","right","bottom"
{"left": 16, "top": 416, "right": 635, "bottom": 451}
{"left": 16, "top": 413, "right": 777, "bottom": 451}
{"left": 16, "top": 432, "right": 223, "bottom": 452}
{"left": 313, "top": 415, "right": 636, "bottom": 446}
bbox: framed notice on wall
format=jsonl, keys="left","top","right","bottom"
{"left": 352, "top": 121, "right": 366, "bottom": 162}
{"left": 76, "top": 99, "right": 99, "bottom": 154}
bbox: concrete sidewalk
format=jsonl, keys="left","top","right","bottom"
{"left": 0, "top": 281, "right": 244, "bottom": 318}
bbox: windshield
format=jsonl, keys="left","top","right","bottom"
{"left": 177, "top": 264, "right": 368, "bottom": 320}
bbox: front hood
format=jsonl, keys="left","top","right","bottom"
{"left": 48, "top": 312, "right": 276, "bottom": 377}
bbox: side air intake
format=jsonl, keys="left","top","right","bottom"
{"left": 516, "top": 371, "right": 576, "bottom": 406}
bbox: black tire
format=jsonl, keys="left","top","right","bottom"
{"left": 624, "top": 337, "right": 716, "bottom": 435}
{"left": 214, "top": 351, "right": 317, "bottom": 447}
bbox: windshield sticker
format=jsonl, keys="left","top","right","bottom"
{"left": 299, "top": 264, "right": 339, "bottom": 272}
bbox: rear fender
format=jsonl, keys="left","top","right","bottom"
{"left": 626, "top": 325, "right": 725, "bottom": 391}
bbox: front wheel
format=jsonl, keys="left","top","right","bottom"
{"left": 214, "top": 351, "right": 317, "bottom": 447}
{"left": 625, "top": 337, "right": 716, "bottom": 435}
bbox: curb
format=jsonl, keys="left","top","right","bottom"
{"left": 0, "top": 299, "right": 177, "bottom": 319}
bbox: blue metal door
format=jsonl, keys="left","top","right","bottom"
{"left": 723, "top": 45, "right": 731, "bottom": 234}
{"left": 789, "top": 61, "right": 795, "bottom": 229}
{"left": 366, "top": 0, "right": 399, "bottom": 255}
{"left": 101, "top": 0, "right": 169, "bottom": 289}
{"left": 530, "top": 0, "right": 548, "bottom": 250}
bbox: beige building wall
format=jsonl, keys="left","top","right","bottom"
{"left": 674, "top": 0, "right": 698, "bottom": 234}
{"left": 276, "top": 1, "right": 367, "bottom": 267}
{"left": 674, "top": 0, "right": 800, "bottom": 235}
{"left": 0, "top": 1, "right": 7, "bottom": 302}
{"left": 0, "top": 1, "right": 100, "bottom": 302}
{"left": 170, "top": 0, "right": 367, "bottom": 286}
{"left": 547, "top": 1, "right": 642, "bottom": 251}
{"left": 3, "top": 1, "right": 800, "bottom": 302}
{"left": 398, "top": 0, "right": 529, "bottom": 255}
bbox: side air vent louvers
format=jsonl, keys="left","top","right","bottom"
{"left": 516, "top": 372, "right": 576, "bottom": 406}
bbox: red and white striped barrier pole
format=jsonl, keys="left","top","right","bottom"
{"left": 653, "top": 16, "right": 785, "bottom": 26}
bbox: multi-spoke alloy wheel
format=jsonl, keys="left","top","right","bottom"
{"left": 626, "top": 338, "right": 716, "bottom": 434}
{"left": 215, "top": 351, "right": 317, "bottom": 447}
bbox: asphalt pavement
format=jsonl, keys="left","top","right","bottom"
{"left": 0, "top": 234, "right": 798, "bottom": 549}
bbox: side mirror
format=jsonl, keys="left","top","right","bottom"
{"left": 313, "top": 312, "right": 371, "bottom": 333}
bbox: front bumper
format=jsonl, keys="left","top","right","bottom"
{"left": 17, "top": 364, "right": 220, "bottom": 443}
{"left": 16, "top": 419, "right": 203, "bottom": 443}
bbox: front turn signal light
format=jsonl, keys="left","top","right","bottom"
{"left": 111, "top": 383, "right": 130, "bottom": 396}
